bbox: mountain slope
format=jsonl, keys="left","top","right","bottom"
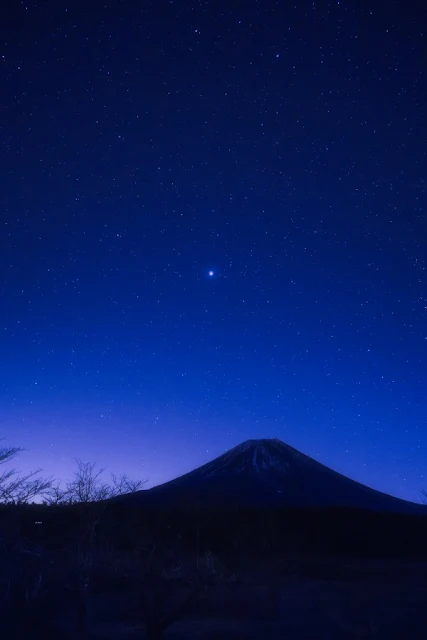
{"left": 121, "top": 438, "right": 426, "bottom": 513}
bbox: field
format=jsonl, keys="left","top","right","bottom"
{"left": 1, "top": 504, "right": 427, "bottom": 638}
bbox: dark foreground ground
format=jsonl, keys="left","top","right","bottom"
{"left": 2, "top": 504, "right": 427, "bottom": 638}
{"left": 81, "top": 570, "right": 427, "bottom": 639}
{"left": 6, "top": 555, "right": 426, "bottom": 639}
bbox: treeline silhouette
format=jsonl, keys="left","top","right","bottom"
{"left": 5, "top": 500, "right": 427, "bottom": 559}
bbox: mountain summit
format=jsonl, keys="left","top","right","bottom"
{"left": 122, "top": 438, "right": 425, "bottom": 514}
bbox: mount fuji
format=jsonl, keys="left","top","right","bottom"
{"left": 120, "top": 438, "right": 426, "bottom": 514}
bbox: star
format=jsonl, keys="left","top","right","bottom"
{"left": 208, "top": 270, "right": 214, "bottom": 277}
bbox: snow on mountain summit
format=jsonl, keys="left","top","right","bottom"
{"left": 198, "top": 438, "right": 305, "bottom": 478}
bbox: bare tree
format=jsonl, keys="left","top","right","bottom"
{"left": 0, "top": 441, "right": 52, "bottom": 504}
{"left": 44, "top": 459, "right": 147, "bottom": 631}
{"left": 45, "top": 459, "right": 146, "bottom": 552}
{"left": 110, "top": 472, "right": 146, "bottom": 496}
{"left": 46, "top": 459, "right": 146, "bottom": 505}
{"left": 44, "top": 482, "right": 72, "bottom": 505}
{"left": 66, "top": 460, "right": 112, "bottom": 504}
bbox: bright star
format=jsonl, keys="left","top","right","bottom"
{"left": 208, "top": 270, "right": 214, "bottom": 277}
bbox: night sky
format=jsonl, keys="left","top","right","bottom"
{"left": 1, "top": 1, "right": 426, "bottom": 502}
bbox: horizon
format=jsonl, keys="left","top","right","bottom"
{"left": 2, "top": 0, "right": 426, "bottom": 506}
{"left": 7, "top": 435, "right": 426, "bottom": 506}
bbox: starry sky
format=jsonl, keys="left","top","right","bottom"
{"left": 1, "top": 1, "right": 426, "bottom": 502}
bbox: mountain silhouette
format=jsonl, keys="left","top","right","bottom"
{"left": 120, "top": 438, "right": 426, "bottom": 513}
